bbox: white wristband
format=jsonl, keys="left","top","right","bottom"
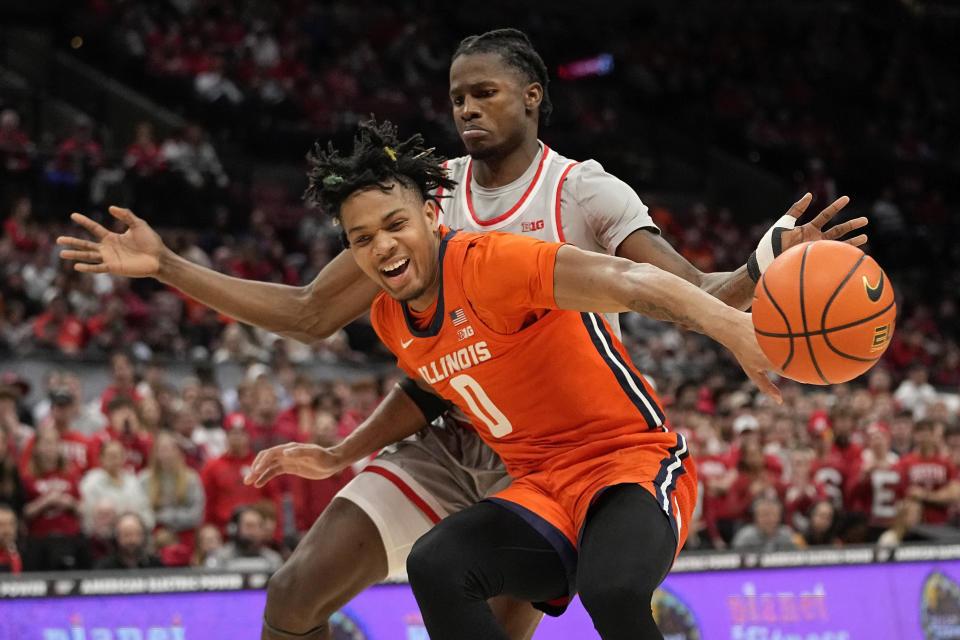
{"left": 747, "top": 214, "right": 796, "bottom": 282}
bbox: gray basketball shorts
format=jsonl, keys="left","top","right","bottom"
{"left": 334, "top": 418, "right": 511, "bottom": 577}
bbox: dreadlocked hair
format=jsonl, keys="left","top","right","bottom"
{"left": 453, "top": 28, "right": 553, "bottom": 125}
{"left": 303, "top": 118, "right": 457, "bottom": 224}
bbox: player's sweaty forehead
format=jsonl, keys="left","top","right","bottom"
{"left": 449, "top": 52, "right": 527, "bottom": 95}
{"left": 341, "top": 182, "right": 422, "bottom": 234}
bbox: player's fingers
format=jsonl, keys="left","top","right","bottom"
{"left": 807, "top": 196, "right": 851, "bottom": 229}
{"left": 747, "top": 369, "right": 782, "bottom": 404}
{"left": 108, "top": 205, "right": 138, "bottom": 227}
{"left": 59, "top": 249, "right": 101, "bottom": 263}
{"left": 254, "top": 466, "right": 283, "bottom": 488}
{"left": 74, "top": 262, "right": 112, "bottom": 274}
{"left": 843, "top": 234, "right": 868, "bottom": 247}
{"left": 70, "top": 212, "right": 111, "bottom": 239}
{"left": 56, "top": 236, "right": 99, "bottom": 250}
{"left": 821, "top": 216, "right": 867, "bottom": 241}
{"left": 785, "top": 192, "right": 813, "bottom": 219}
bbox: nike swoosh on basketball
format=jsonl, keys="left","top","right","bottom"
{"left": 863, "top": 273, "right": 884, "bottom": 303}
{"left": 401, "top": 338, "right": 414, "bottom": 348}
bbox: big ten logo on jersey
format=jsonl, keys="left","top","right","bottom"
{"left": 521, "top": 219, "right": 544, "bottom": 232}
{"left": 456, "top": 325, "right": 475, "bottom": 341}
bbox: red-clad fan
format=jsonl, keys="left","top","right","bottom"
{"left": 847, "top": 422, "right": 901, "bottom": 537}
{"left": 0, "top": 504, "right": 20, "bottom": 574}
{"left": 724, "top": 413, "right": 784, "bottom": 478}
{"left": 829, "top": 405, "right": 864, "bottom": 469}
{"left": 88, "top": 395, "right": 154, "bottom": 472}
{"left": 273, "top": 374, "right": 319, "bottom": 445}
{"left": 722, "top": 441, "right": 785, "bottom": 536}
{"left": 690, "top": 415, "right": 735, "bottom": 548}
{"left": 898, "top": 418, "right": 960, "bottom": 525}
{"left": 201, "top": 418, "right": 280, "bottom": 536}
{"left": 783, "top": 447, "right": 828, "bottom": 532}
{"left": 99, "top": 351, "right": 143, "bottom": 416}
{"left": 289, "top": 411, "right": 355, "bottom": 535}
{"left": 810, "top": 418, "right": 856, "bottom": 511}
{"left": 20, "top": 426, "right": 86, "bottom": 570}
{"left": 20, "top": 388, "right": 90, "bottom": 473}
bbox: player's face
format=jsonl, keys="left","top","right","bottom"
{"left": 449, "top": 52, "right": 540, "bottom": 160}
{"left": 341, "top": 183, "right": 441, "bottom": 309}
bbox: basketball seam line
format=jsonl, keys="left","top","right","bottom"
{"left": 760, "top": 275, "right": 795, "bottom": 370}
{"left": 799, "top": 244, "right": 829, "bottom": 385}
{"left": 754, "top": 299, "right": 896, "bottom": 338}
{"left": 819, "top": 253, "right": 867, "bottom": 336}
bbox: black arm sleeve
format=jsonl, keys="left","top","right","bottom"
{"left": 398, "top": 377, "right": 450, "bottom": 423}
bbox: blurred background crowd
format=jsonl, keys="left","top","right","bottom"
{"left": 1, "top": 0, "right": 958, "bottom": 573}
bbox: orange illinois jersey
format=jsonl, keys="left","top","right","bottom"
{"left": 371, "top": 227, "right": 677, "bottom": 479}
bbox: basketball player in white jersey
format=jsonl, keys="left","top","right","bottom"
{"left": 59, "top": 28, "right": 866, "bottom": 640}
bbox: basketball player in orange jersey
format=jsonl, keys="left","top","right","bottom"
{"left": 297, "top": 119, "right": 783, "bottom": 639}
{"left": 58, "top": 29, "right": 866, "bottom": 640}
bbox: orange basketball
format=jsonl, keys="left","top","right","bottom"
{"left": 752, "top": 240, "right": 896, "bottom": 385}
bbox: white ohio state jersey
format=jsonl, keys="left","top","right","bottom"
{"left": 436, "top": 142, "right": 658, "bottom": 337}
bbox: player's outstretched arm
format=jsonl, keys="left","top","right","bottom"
{"left": 244, "top": 380, "right": 437, "bottom": 487}
{"left": 616, "top": 194, "right": 867, "bottom": 311}
{"left": 58, "top": 206, "right": 380, "bottom": 342}
{"left": 552, "top": 245, "right": 781, "bottom": 402}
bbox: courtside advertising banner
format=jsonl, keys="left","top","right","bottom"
{"left": 2, "top": 555, "right": 960, "bottom": 639}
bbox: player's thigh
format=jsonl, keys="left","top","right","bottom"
{"left": 577, "top": 484, "right": 676, "bottom": 599}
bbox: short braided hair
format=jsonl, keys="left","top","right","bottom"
{"left": 453, "top": 28, "right": 553, "bottom": 125}
{"left": 303, "top": 119, "right": 457, "bottom": 223}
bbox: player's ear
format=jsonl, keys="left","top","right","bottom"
{"left": 423, "top": 199, "right": 440, "bottom": 230}
{"left": 524, "top": 82, "right": 543, "bottom": 115}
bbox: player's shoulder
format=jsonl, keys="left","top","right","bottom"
{"left": 442, "top": 154, "right": 471, "bottom": 182}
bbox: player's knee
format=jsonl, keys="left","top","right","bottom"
{"left": 265, "top": 563, "right": 319, "bottom": 622}
{"left": 407, "top": 528, "right": 455, "bottom": 591}
{"left": 579, "top": 579, "right": 654, "bottom": 626}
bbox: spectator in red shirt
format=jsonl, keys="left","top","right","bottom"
{"left": 51, "top": 115, "right": 104, "bottom": 184}
{"left": 898, "top": 418, "right": 960, "bottom": 525}
{"left": 273, "top": 374, "right": 317, "bottom": 444}
{"left": 2, "top": 196, "right": 37, "bottom": 252}
{"left": 336, "top": 377, "right": 381, "bottom": 439}
{"left": 124, "top": 122, "right": 166, "bottom": 178}
{"left": 0, "top": 505, "right": 21, "bottom": 574}
{"left": 847, "top": 422, "right": 902, "bottom": 538}
{"left": 21, "top": 426, "right": 87, "bottom": 570}
{"left": 201, "top": 419, "right": 279, "bottom": 535}
{"left": 289, "top": 410, "right": 355, "bottom": 536}
{"left": 890, "top": 409, "right": 914, "bottom": 457}
{"left": 0, "top": 433, "right": 24, "bottom": 517}
{"left": 0, "top": 109, "right": 34, "bottom": 174}
{"left": 32, "top": 295, "right": 86, "bottom": 355}
{"left": 783, "top": 447, "right": 827, "bottom": 533}
{"left": 21, "top": 387, "right": 91, "bottom": 472}
{"left": 829, "top": 405, "right": 864, "bottom": 468}
{"left": 88, "top": 395, "right": 154, "bottom": 472}
{"left": 720, "top": 442, "right": 784, "bottom": 541}
{"left": 100, "top": 351, "right": 143, "bottom": 416}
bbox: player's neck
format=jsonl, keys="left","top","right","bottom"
{"left": 471, "top": 137, "right": 540, "bottom": 188}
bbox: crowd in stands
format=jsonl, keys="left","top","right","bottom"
{"left": 2, "top": 339, "right": 960, "bottom": 574}
{"left": 0, "top": 354, "right": 394, "bottom": 573}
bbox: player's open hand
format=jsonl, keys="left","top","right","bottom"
{"left": 244, "top": 442, "right": 346, "bottom": 488}
{"left": 780, "top": 193, "right": 868, "bottom": 251}
{"left": 724, "top": 311, "right": 783, "bottom": 404}
{"left": 58, "top": 206, "right": 166, "bottom": 278}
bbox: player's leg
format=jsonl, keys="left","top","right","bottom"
{"left": 576, "top": 484, "right": 677, "bottom": 640}
{"left": 407, "top": 500, "right": 570, "bottom": 640}
{"left": 262, "top": 497, "right": 390, "bottom": 640}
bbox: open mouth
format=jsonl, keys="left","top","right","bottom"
{"left": 381, "top": 257, "right": 410, "bottom": 280}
